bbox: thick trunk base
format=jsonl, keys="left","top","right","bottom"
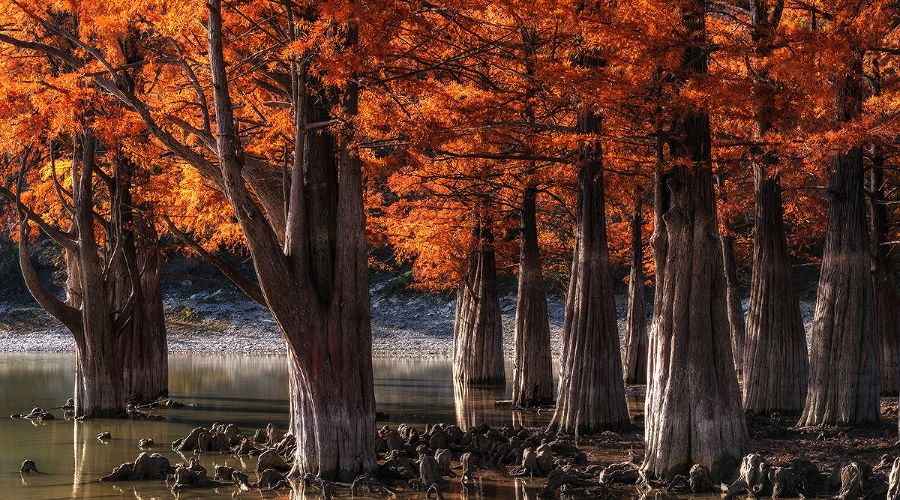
{"left": 287, "top": 336, "right": 376, "bottom": 481}
{"left": 550, "top": 158, "right": 629, "bottom": 434}
{"left": 453, "top": 228, "right": 505, "bottom": 386}
{"left": 643, "top": 166, "right": 748, "bottom": 481}
{"left": 800, "top": 151, "right": 879, "bottom": 427}
{"left": 74, "top": 344, "right": 126, "bottom": 418}
{"left": 512, "top": 187, "right": 553, "bottom": 407}
{"left": 743, "top": 174, "right": 808, "bottom": 413}
{"left": 120, "top": 269, "right": 168, "bottom": 403}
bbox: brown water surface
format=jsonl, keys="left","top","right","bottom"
{"left": 0, "top": 353, "right": 558, "bottom": 499}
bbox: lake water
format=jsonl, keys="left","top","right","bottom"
{"left": 0, "top": 353, "right": 562, "bottom": 499}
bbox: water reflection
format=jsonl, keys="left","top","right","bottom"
{"left": 0, "top": 353, "right": 565, "bottom": 498}
{"left": 514, "top": 478, "right": 539, "bottom": 500}
{"left": 453, "top": 383, "right": 506, "bottom": 430}
{"left": 72, "top": 422, "right": 85, "bottom": 498}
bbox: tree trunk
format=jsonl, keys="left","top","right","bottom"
{"left": 799, "top": 149, "right": 879, "bottom": 426}
{"left": 741, "top": 0, "right": 807, "bottom": 414}
{"left": 743, "top": 168, "right": 808, "bottom": 413}
{"left": 73, "top": 335, "right": 123, "bottom": 418}
{"left": 512, "top": 185, "right": 553, "bottom": 407}
{"left": 203, "top": 5, "right": 378, "bottom": 480}
{"left": 22, "top": 237, "right": 120, "bottom": 418}
{"left": 623, "top": 193, "right": 648, "bottom": 385}
{"left": 870, "top": 154, "right": 899, "bottom": 396}
{"left": 643, "top": 2, "right": 747, "bottom": 479}
{"left": 108, "top": 166, "right": 168, "bottom": 404}
{"left": 453, "top": 219, "right": 506, "bottom": 386}
{"left": 721, "top": 234, "right": 746, "bottom": 374}
{"left": 283, "top": 187, "right": 377, "bottom": 480}
{"left": 549, "top": 115, "right": 630, "bottom": 434}
{"left": 65, "top": 216, "right": 167, "bottom": 407}
{"left": 119, "top": 253, "right": 168, "bottom": 403}
{"left": 799, "top": 56, "right": 880, "bottom": 427}
{"left": 644, "top": 164, "right": 748, "bottom": 479}
{"left": 74, "top": 133, "right": 126, "bottom": 418}
{"left": 286, "top": 309, "right": 376, "bottom": 481}
{"left": 285, "top": 66, "right": 377, "bottom": 481}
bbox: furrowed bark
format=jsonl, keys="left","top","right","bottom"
{"left": 642, "top": 0, "right": 747, "bottom": 480}
{"left": 644, "top": 164, "right": 748, "bottom": 479}
{"left": 108, "top": 160, "right": 168, "bottom": 403}
{"left": 512, "top": 185, "right": 554, "bottom": 407}
{"left": 283, "top": 114, "right": 377, "bottom": 480}
{"left": 512, "top": 30, "right": 552, "bottom": 406}
{"left": 799, "top": 149, "right": 879, "bottom": 425}
{"left": 206, "top": 4, "right": 376, "bottom": 480}
{"left": 453, "top": 218, "right": 506, "bottom": 386}
{"left": 870, "top": 153, "right": 899, "bottom": 396}
{"left": 715, "top": 169, "right": 746, "bottom": 375}
{"left": 550, "top": 110, "right": 629, "bottom": 434}
{"left": 116, "top": 248, "right": 168, "bottom": 403}
{"left": 799, "top": 57, "right": 879, "bottom": 427}
{"left": 742, "top": 0, "right": 807, "bottom": 414}
{"left": 721, "top": 233, "right": 745, "bottom": 374}
{"left": 743, "top": 168, "right": 808, "bottom": 413}
{"left": 72, "top": 130, "right": 125, "bottom": 418}
{"left": 623, "top": 193, "right": 648, "bottom": 385}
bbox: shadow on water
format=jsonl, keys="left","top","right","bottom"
{"left": 0, "top": 353, "right": 560, "bottom": 499}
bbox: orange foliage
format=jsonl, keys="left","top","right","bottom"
{"left": 0, "top": 0, "right": 895, "bottom": 289}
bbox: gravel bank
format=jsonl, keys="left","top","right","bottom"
{"left": 0, "top": 286, "right": 816, "bottom": 357}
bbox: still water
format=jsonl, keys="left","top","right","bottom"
{"left": 0, "top": 354, "right": 560, "bottom": 499}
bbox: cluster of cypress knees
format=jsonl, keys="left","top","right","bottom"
{"left": 16, "top": 401, "right": 900, "bottom": 499}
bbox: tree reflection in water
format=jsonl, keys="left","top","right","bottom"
{"left": 454, "top": 382, "right": 507, "bottom": 430}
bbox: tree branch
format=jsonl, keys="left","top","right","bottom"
{"left": 163, "top": 215, "right": 266, "bottom": 306}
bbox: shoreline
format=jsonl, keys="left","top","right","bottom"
{"left": 0, "top": 288, "right": 569, "bottom": 356}
{"left": 0, "top": 288, "right": 816, "bottom": 356}
{"left": 0, "top": 323, "right": 538, "bottom": 357}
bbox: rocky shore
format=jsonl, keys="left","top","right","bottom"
{"left": 0, "top": 285, "right": 567, "bottom": 356}
{"left": 0, "top": 280, "right": 816, "bottom": 357}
